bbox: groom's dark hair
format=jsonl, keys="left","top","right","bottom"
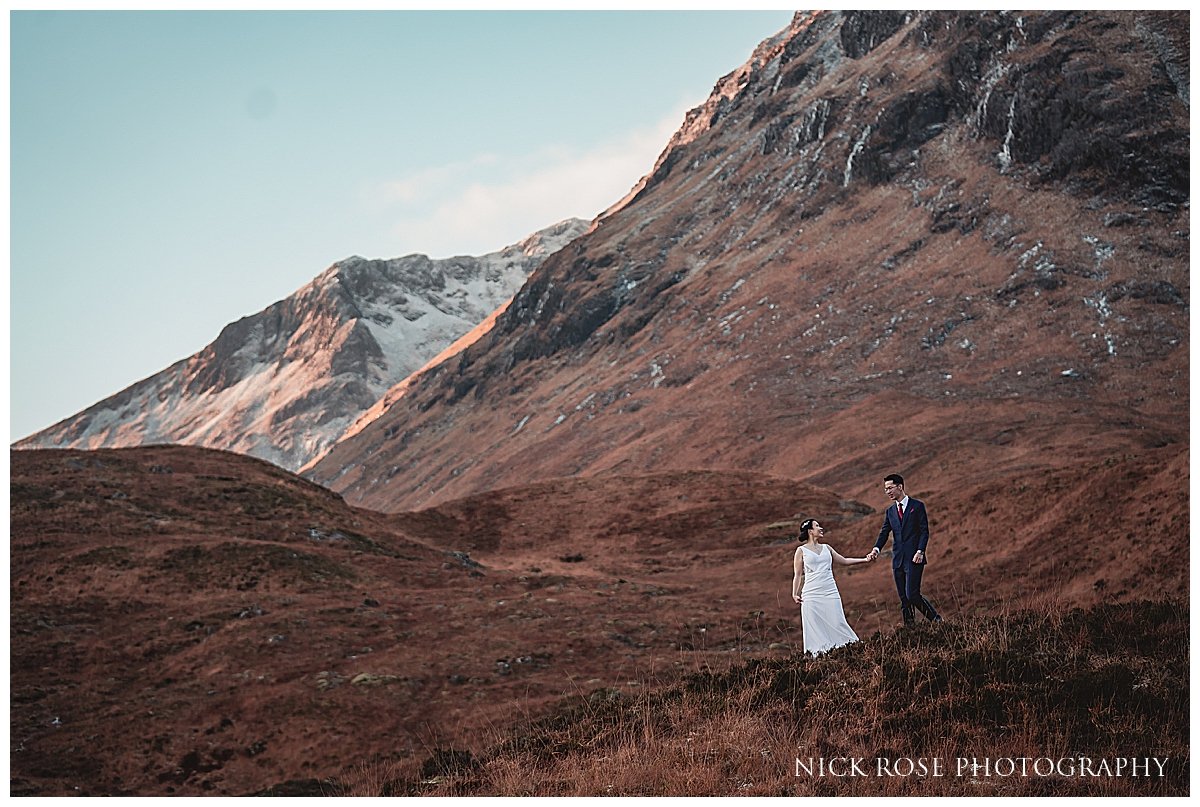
{"left": 884, "top": 473, "right": 905, "bottom": 487}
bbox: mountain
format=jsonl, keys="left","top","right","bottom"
{"left": 306, "top": 10, "right": 1188, "bottom": 528}
{"left": 14, "top": 219, "right": 588, "bottom": 471}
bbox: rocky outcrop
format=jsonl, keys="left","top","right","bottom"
{"left": 15, "top": 219, "right": 588, "bottom": 471}
{"left": 307, "top": 11, "right": 1187, "bottom": 512}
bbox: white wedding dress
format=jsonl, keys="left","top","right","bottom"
{"left": 799, "top": 544, "right": 860, "bottom": 655}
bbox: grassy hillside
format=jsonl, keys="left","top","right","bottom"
{"left": 336, "top": 600, "right": 1187, "bottom": 797}
{"left": 11, "top": 448, "right": 1187, "bottom": 796}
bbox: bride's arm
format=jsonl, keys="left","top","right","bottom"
{"left": 792, "top": 549, "right": 804, "bottom": 602}
{"left": 830, "top": 546, "right": 871, "bottom": 566}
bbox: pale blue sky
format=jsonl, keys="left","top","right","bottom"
{"left": 10, "top": 10, "right": 794, "bottom": 441}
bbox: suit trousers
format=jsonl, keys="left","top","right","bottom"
{"left": 893, "top": 559, "right": 926, "bottom": 608}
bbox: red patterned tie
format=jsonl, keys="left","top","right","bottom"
{"left": 898, "top": 503, "right": 904, "bottom": 521}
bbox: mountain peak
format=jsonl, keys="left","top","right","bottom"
{"left": 15, "top": 219, "right": 588, "bottom": 471}
{"left": 516, "top": 217, "right": 591, "bottom": 258}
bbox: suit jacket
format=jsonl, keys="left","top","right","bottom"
{"left": 874, "top": 497, "right": 929, "bottom": 568}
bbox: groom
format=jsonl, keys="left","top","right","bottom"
{"left": 868, "top": 473, "right": 942, "bottom": 626}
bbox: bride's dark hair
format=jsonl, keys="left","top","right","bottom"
{"left": 799, "top": 518, "right": 816, "bottom": 542}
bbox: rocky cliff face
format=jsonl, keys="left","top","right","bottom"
{"left": 15, "top": 219, "right": 588, "bottom": 471}
{"left": 307, "top": 11, "right": 1188, "bottom": 513}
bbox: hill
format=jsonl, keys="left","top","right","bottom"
{"left": 12, "top": 445, "right": 1186, "bottom": 795}
{"left": 10, "top": 446, "right": 872, "bottom": 796}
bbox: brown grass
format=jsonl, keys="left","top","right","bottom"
{"left": 337, "top": 600, "right": 1188, "bottom": 796}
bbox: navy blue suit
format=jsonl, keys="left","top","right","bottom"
{"left": 874, "top": 497, "right": 940, "bottom": 623}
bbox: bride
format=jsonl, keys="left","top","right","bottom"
{"left": 792, "top": 518, "right": 873, "bottom": 655}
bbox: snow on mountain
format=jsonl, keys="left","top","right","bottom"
{"left": 14, "top": 218, "right": 588, "bottom": 471}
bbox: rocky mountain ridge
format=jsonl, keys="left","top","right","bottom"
{"left": 306, "top": 10, "right": 1188, "bottom": 513}
{"left": 15, "top": 218, "right": 588, "bottom": 471}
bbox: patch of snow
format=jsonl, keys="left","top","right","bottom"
{"left": 997, "top": 92, "right": 1018, "bottom": 172}
{"left": 844, "top": 125, "right": 872, "bottom": 186}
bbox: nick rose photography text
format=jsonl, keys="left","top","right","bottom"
{"left": 794, "top": 757, "right": 1170, "bottom": 779}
